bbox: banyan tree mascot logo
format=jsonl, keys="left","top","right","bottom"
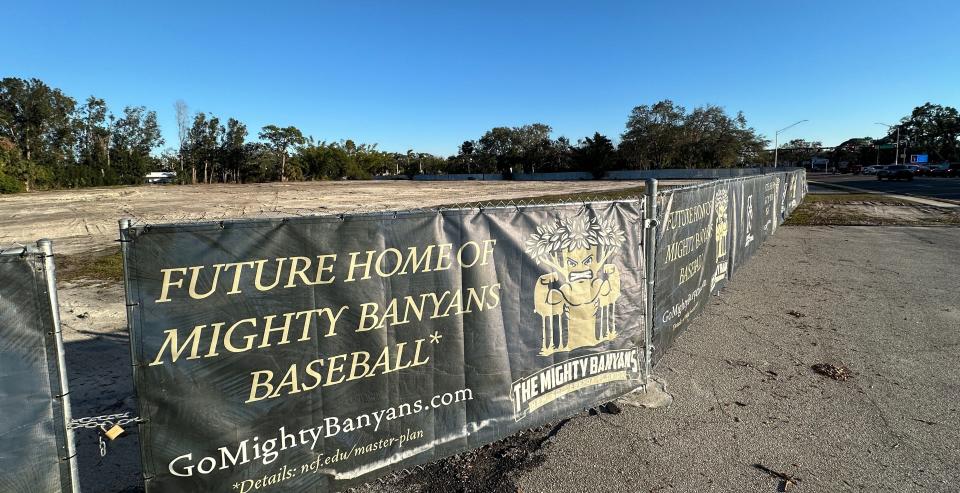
{"left": 787, "top": 175, "right": 798, "bottom": 210}
{"left": 526, "top": 212, "right": 625, "bottom": 355}
{"left": 711, "top": 188, "right": 729, "bottom": 290}
{"left": 771, "top": 176, "right": 781, "bottom": 234}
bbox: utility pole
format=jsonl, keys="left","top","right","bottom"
{"left": 773, "top": 120, "right": 808, "bottom": 168}
{"left": 875, "top": 122, "right": 900, "bottom": 165}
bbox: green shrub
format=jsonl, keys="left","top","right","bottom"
{"left": 0, "top": 173, "right": 24, "bottom": 194}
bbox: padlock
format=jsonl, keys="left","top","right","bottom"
{"left": 104, "top": 424, "right": 124, "bottom": 441}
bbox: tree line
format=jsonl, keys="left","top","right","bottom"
{"left": 3, "top": 76, "right": 958, "bottom": 193}
{"left": 774, "top": 103, "right": 960, "bottom": 168}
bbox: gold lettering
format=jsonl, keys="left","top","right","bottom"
{"left": 284, "top": 257, "right": 313, "bottom": 288}
{"left": 375, "top": 248, "right": 403, "bottom": 278}
{"left": 254, "top": 258, "right": 287, "bottom": 291}
{"left": 246, "top": 370, "right": 274, "bottom": 403}
{"left": 149, "top": 326, "right": 205, "bottom": 365}
{"left": 347, "top": 352, "right": 371, "bottom": 381}
{"left": 187, "top": 265, "right": 222, "bottom": 299}
{"left": 434, "top": 243, "right": 453, "bottom": 271}
{"left": 325, "top": 354, "right": 348, "bottom": 386}
{"left": 356, "top": 303, "right": 381, "bottom": 331}
{"left": 270, "top": 364, "right": 301, "bottom": 398}
{"left": 399, "top": 245, "right": 434, "bottom": 274}
{"left": 223, "top": 261, "right": 255, "bottom": 294}
{"left": 259, "top": 312, "right": 295, "bottom": 348}
{"left": 312, "top": 254, "right": 337, "bottom": 284}
{"left": 156, "top": 267, "right": 188, "bottom": 303}
{"left": 457, "top": 241, "right": 481, "bottom": 268}
{"left": 301, "top": 359, "right": 324, "bottom": 391}
{"left": 480, "top": 239, "right": 496, "bottom": 265}
{"left": 345, "top": 250, "right": 375, "bottom": 282}
{"left": 224, "top": 318, "right": 258, "bottom": 353}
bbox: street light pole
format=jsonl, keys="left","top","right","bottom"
{"left": 773, "top": 119, "right": 808, "bottom": 168}
{"left": 875, "top": 122, "right": 900, "bottom": 165}
{"left": 896, "top": 126, "right": 901, "bottom": 164}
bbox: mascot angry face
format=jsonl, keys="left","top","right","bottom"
{"left": 526, "top": 211, "right": 625, "bottom": 355}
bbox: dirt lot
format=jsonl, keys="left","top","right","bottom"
{"left": 0, "top": 180, "right": 651, "bottom": 255}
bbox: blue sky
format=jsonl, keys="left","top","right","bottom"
{"left": 7, "top": 1, "right": 959, "bottom": 156}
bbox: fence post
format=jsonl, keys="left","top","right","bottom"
{"left": 37, "top": 239, "right": 81, "bottom": 493}
{"left": 118, "top": 219, "right": 136, "bottom": 372}
{"left": 643, "top": 179, "right": 658, "bottom": 387}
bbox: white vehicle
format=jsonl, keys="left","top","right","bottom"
{"left": 863, "top": 165, "right": 888, "bottom": 175}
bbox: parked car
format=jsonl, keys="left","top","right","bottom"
{"left": 877, "top": 165, "right": 914, "bottom": 181}
{"left": 863, "top": 165, "right": 887, "bottom": 175}
{"left": 930, "top": 164, "right": 953, "bottom": 177}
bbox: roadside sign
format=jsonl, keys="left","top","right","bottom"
{"left": 910, "top": 154, "right": 928, "bottom": 163}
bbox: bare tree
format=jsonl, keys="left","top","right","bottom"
{"left": 174, "top": 99, "right": 190, "bottom": 182}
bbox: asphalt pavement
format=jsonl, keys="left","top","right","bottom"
{"left": 812, "top": 173, "right": 960, "bottom": 202}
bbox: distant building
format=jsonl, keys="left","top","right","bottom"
{"left": 810, "top": 157, "right": 829, "bottom": 171}
{"left": 145, "top": 171, "right": 176, "bottom": 184}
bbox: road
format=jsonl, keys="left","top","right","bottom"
{"left": 812, "top": 173, "right": 960, "bottom": 202}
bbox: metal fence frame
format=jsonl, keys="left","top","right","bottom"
{"left": 0, "top": 240, "right": 80, "bottom": 492}
{"left": 38, "top": 240, "right": 82, "bottom": 493}
{"left": 642, "top": 169, "right": 807, "bottom": 376}
{"left": 0, "top": 170, "right": 806, "bottom": 492}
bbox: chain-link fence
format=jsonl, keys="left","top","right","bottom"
{"left": 1, "top": 169, "right": 806, "bottom": 492}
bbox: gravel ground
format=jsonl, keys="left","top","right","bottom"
{"left": 57, "top": 225, "right": 960, "bottom": 492}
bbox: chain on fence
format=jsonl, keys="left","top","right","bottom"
{"left": 68, "top": 412, "right": 146, "bottom": 457}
